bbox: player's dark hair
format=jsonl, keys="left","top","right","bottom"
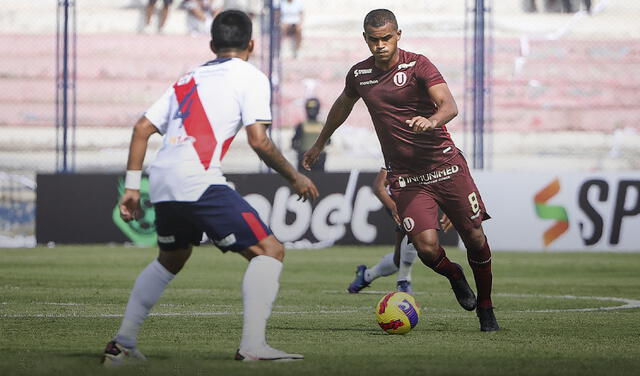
{"left": 211, "top": 10, "right": 252, "bottom": 51}
{"left": 363, "top": 9, "right": 398, "bottom": 30}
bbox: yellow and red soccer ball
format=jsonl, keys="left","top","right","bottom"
{"left": 375, "top": 292, "right": 421, "bottom": 334}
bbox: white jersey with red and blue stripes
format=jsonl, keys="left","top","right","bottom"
{"left": 144, "top": 57, "right": 272, "bottom": 203}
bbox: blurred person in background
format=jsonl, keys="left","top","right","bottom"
{"left": 522, "top": 0, "right": 539, "bottom": 13}
{"left": 280, "top": 0, "right": 304, "bottom": 58}
{"left": 291, "top": 98, "right": 327, "bottom": 171}
{"left": 304, "top": 9, "right": 499, "bottom": 332}
{"left": 142, "top": 0, "right": 174, "bottom": 33}
{"left": 223, "top": 0, "right": 262, "bottom": 20}
{"left": 181, "top": 0, "right": 220, "bottom": 36}
{"left": 102, "top": 10, "right": 318, "bottom": 365}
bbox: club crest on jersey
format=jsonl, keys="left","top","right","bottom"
{"left": 393, "top": 72, "right": 407, "bottom": 87}
{"left": 354, "top": 68, "right": 373, "bottom": 77}
{"left": 403, "top": 217, "right": 415, "bottom": 232}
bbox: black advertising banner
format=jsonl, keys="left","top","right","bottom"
{"left": 36, "top": 174, "right": 128, "bottom": 244}
{"left": 35, "top": 172, "right": 459, "bottom": 247}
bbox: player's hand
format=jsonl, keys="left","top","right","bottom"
{"left": 391, "top": 209, "right": 401, "bottom": 226}
{"left": 439, "top": 213, "right": 453, "bottom": 233}
{"left": 291, "top": 173, "right": 319, "bottom": 202}
{"left": 302, "top": 145, "right": 323, "bottom": 171}
{"left": 406, "top": 116, "right": 437, "bottom": 133}
{"left": 387, "top": 202, "right": 401, "bottom": 226}
{"left": 119, "top": 189, "right": 142, "bottom": 222}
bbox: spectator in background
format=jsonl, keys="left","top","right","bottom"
{"left": 522, "top": 0, "right": 539, "bottom": 13}
{"left": 280, "top": 0, "right": 304, "bottom": 58}
{"left": 142, "top": 0, "right": 174, "bottom": 34}
{"left": 292, "top": 98, "right": 326, "bottom": 171}
{"left": 223, "top": 0, "right": 262, "bottom": 20}
{"left": 181, "top": 0, "right": 219, "bottom": 36}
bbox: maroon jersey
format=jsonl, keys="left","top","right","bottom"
{"left": 344, "top": 49, "right": 457, "bottom": 175}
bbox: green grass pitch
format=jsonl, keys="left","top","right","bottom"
{"left": 1, "top": 245, "right": 639, "bottom": 375}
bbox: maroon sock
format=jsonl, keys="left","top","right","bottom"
{"left": 420, "top": 247, "right": 462, "bottom": 280}
{"left": 468, "top": 239, "right": 493, "bottom": 308}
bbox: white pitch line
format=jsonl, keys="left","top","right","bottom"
{"left": 324, "top": 291, "right": 640, "bottom": 313}
{"left": 2, "top": 294, "right": 639, "bottom": 318}
{"left": 0, "top": 309, "right": 360, "bottom": 319}
{"left": 496, "top": 293, "right": 640, "bottom": 313}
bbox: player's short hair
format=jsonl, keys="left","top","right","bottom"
{"left": 211, "top": 10, "right": 252, "bottom": 51}
{"left": 363, "top": 9, "right": 398, "bottom": 30}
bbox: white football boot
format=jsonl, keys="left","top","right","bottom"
{"left": 234, "top": 344, "right": 304, "bottom": 361}
{"left": 101, "top": 340, "right": 147, "bottom": 367}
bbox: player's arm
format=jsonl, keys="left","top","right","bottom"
{"left": 440, "top": 213, "right": 453, "bottom": 233}
{"left": 246, "top": 123, "right": 318, "bottom": 202}
{"left": 119, "top": 116, "right": 159, "bottom": 222}
{"left": 302, "top": 90, "right": 359, "bottom": 170}
{"left": 406, "top": 83, "right": 458, "bottom": 133}
{"left": 373, "top": 168, "right": 401, "bottom": 225}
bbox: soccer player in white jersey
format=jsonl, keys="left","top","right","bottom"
{"left": 101, "top": 10, "right": 318, "bottom": 365}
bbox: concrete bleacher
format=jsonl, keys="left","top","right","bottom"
{"left": 0, "top": 0, "right": 638, "bottom": 174}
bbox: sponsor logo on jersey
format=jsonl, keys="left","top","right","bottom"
{"left": 214, "top": 233, "right": 237, "bottom": 247}
{"left": 403, "top": 217, "right": 415, "bottom": 232}
{"left": 354, "top": 68, "right": 373, "bottom": 77}
{"left": 397, "top": 61, "right": 416, "bottom": 70}
{"left": 397, "top": 165, "right": 460, "bottom": 187}
{"left": 359, "top": 79, "right": 379, "bottom": 86}
{"left": 166, "top": 135, "right": 196, "bottom": 145}
{"left": 393, "top": 72, "right": 407, "bottom": 87}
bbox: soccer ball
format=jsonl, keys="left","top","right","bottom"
{"left": 375, "top": 291, "right": 420, "bottom": 334}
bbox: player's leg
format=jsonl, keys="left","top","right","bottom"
{"left": 437, "top": 153, "right": 498, "bottom": 331}
{"left": 193, "top": 185, "right": 302, "bottom": 361}
{"left": 103, "top": 202, "right": 200, "bottom": 366}
{"left": 410, "top": 229, "right": 477, "bottom": 311}
{"left": 347, "top": 251, "right": 398, "bottom": 293}
{"left": 392, "top": 185, "right": 476, "bottom": 310}
{"left": 396, "top": 234, "right": 417, "bottom": 293}
{"left": 233, "top": 235, "right": 303, "bottom": 361}
{"left": 459, "top": 224, "right": 498, "bottom": 331}
{"left": 104, "top": 247, "right": 191, "bottom": 366}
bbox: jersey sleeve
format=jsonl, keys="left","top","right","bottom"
{"left": 241, "top": 70, "right": 272, "bottom": 127}
{"left": 415, "top": 55, "right": 446, "bottom": 89}
{"left": 343, "top": 67, "right": 360, "bottom": 99}
{"left": 144, "top": 85, "right": 175, "bottom": 134}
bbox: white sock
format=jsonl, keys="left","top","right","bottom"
{"left": 240, "top": 255, "right": 283, "bottom": 350}
{"left": 364, "top": 252, "right": 398, "bottom": 283}
{"left": 114, "top": 259, "right": 175, "bottom": 348}
{"left": 397, "top": 238, "right": 417, "bottom": 282}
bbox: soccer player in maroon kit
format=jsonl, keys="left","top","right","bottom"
{"left": 303, "top": 9, "right": 498, "bottom": 331}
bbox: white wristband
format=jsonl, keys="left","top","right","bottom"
{"left": 124, "top": 170, "right": 142, "bottom": 190}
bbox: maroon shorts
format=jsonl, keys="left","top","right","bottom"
{"left": 389, "top": 153, "right": 490, "bottom": 236}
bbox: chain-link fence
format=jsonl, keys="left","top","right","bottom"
{"left": 1, "top": 0, "right": 638, "bottom": 245}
